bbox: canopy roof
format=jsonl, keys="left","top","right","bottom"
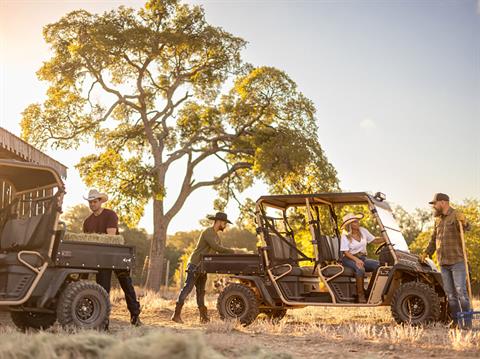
{"left": 0, "top": 127, "right": 67, "bottom": 179}
{"left": 0, "top": 160, "right": 63, "bottom": 193}
{"left": 256, "top": 192, "right": 384, "bottom": 209}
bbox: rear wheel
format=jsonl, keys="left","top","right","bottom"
{"left": 10, "top": 311, "right": 56, "bottom": 331}
{"left": 56, "top": 281, "right": 110, "bottom": 330}
{"left": 391, "top": 281, "right": 441, "bottom": 325}
{"left": 217, "top": 283, "right": 259, "bottom": 326}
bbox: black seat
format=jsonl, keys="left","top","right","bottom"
{"left": 0, "top": 215, "right": 43, "bottom": 251}
{"left": 0, "top": 192, "right": 61, "bottom": 255}
{"left": 315, "top": 235, "right": 355, "bottom": 277}
{"left": 268, "top": 233, "right": 316, "bottom": 277}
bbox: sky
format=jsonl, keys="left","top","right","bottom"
{"left": 1, "top": 0, "right": 479, "bottom": 234}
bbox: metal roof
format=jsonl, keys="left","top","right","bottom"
{"left": 0, "top": 159, "right": 63, "bottom": 192}
{"left": 0, "top": 127, "right": 67, "bottom": 179}
{"left": 256, "top": 192, "right": 376, "bottom": 208}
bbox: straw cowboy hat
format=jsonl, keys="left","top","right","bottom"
{"left": 83, "top": 189, "right": 108, "bottom": 203}
{"left": 206, "top": 212, "right": 232, "bottom": 224}
{"left": 340, "top": 213, "right": 364, "bottom": 229}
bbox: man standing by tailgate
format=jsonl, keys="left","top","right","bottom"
{"left": 83, "top": 189, "right": 142, "bottom": 327}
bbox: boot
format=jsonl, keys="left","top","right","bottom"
{"left": 199, "top": 305, "right": 210, "bottom": 323}
{"left": 355, "top": 276, "right": 367, "bottom": 303}
{"left": 171, "top": 302, "right": 184, "bottom": 324}
{"left": 130, "top": 314, "right": 142, "bottom": 327}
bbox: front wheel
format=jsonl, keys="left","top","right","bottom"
{"left": 217, "top": 283, "right": 259, "bottom": 326}
{"left": 56, "top": 281, "right": 110, "bottom": 330}
{"left": 391, "top": 281, "right": 441, "bottom": 325}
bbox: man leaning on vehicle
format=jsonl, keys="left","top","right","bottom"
{"left": 171, "top": 212, "right": 235, "bottom": 324}
{"left": 420, "top": 193, "right": 471, "bottom": 329}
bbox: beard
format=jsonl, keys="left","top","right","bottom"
{"left": 433, "top": 207, "right": 443, "bottom": 217}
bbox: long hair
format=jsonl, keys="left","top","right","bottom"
{"left": 344, "top": 223, "right": 361, "bottom": 242}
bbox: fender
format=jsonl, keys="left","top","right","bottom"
{"left": 231, "top": 275, "right": 276, "bottom": 307}
{"left": 37, "top": 268, "right": 98, "bottom": 308}
{"left": 382, "top": 265, "right": 445, "bottom": 298}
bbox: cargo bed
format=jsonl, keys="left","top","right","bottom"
{"left": 54, "top": 240, "right": 135, "bottom": 271}
{"left": 200, "top": 253, "right": 263, "bottom": 275}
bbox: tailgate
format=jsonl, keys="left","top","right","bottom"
{"left": 55, "top": 240, "right": 135, "bottom": 271}
{"left": 200, "top": 254, "right": 262, "bottom": 275}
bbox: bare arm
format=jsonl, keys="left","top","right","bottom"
{"left": 106, "top": 228, "right": 117, "bottom": 235}
{"left": 371, "top": 237, "right": 385, "bottom": 245}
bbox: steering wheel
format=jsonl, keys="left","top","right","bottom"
{"left": 375, "top": 242, "right": 395, "bottom": 255}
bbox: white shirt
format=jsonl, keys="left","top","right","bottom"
{"left": 340, "top": 227, "right": 375, "bottom": 255}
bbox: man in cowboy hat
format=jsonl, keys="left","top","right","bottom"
{"left": 171, "top": 212, "right": 235, "bottom": 324}
{"left": 83, "top": 189, "right": 142, "bottom": 327}
{"left": 420, "top": 193, "right": 471, "bottom": 329}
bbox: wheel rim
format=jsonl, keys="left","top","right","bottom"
{"left": 401, "top": 294, "right": 426, "bottom": 320}
{"left": 225, "top": 295, "right": 247, "bottom": 318}
{"left": 75, "top": 295, "right": 101, "bottom": 324}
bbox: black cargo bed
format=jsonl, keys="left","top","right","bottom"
{"left": 200, "top": 254, "right": 263, "bottom": 275}
{"left": 54, "top": 240, "right": 135, "bottom": 271}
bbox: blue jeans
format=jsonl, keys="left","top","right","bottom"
{"left": 440, "top": 262, "right": 471, "bottom": 328}
{"left": 176, "top": 263, "right": 208, "bottom": 307}
{"left": 342, "top": 255, "right": 379, "bottom": 277}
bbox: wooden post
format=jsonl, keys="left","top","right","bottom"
{"left": 165, "top": 259, "right": 170, "bottom": 286}
{"left": 458, "top": 220, "right": 472, "bottom": 300}
{"left": 164, "top": 259, "right": 170, "bottom": 296}
{"left": 141, "top": 255, "right": 149, "bottom": 286}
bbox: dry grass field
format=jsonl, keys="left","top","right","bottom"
{"left": 0, "top": 288, "right": 478, "bottom": 359}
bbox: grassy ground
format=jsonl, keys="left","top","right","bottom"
{"left": 0, "top": 288, "right": 478, "bottom": 359}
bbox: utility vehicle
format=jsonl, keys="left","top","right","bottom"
{"left": 0, "top": 160, "right": 135, "bottom": 330}
{"left": 200, "top": 192, "right": 446, "bottom": 326}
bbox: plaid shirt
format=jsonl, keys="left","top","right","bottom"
{"left": 425, "top": 207, "right": 469, "bottom": 266}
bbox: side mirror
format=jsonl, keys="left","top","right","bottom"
{"left": 374, "top": 192, "right": 386, "bottom": 201}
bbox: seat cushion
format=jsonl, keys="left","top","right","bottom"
{"left": 0, "top": 252, "right": 43, "bottom": 267}
{"left": 271, "top": 265, "right": 318, "bottom": 277}
{"left": 321, "top": 265, "right": 355, "bottom": 277}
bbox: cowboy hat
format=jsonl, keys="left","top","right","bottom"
{"left": 83, "top": 189, "right": 108, "bottom": 203}
{"left": 340, "top": 213, "right": 364, "bottom": 229}
{"left": 207, "top": 212, "right": 232, "bottom": 224}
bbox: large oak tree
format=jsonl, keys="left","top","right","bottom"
{"left": 21, "top": 0, "right": 338, "bottom": 289}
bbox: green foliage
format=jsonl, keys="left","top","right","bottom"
{"left": 60, "top": 204, "right": 91, "bottom": 233}
{"left": 392, "top": 206, "right": 431, "bottom": 244}
{"left": 21, "top": 1, "right": 338, "bottom": 227}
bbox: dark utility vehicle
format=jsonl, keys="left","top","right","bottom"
{"left": 200, "top": 192, "right": 447, "bottom": 326}
{"left": 0, "top": 160, "right": 135, "bottom": 330}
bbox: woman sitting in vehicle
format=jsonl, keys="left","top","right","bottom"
{"left": 340, "top": 213, "right": 385, "bottom": 303}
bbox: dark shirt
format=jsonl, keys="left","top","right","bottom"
{"left": 425, "top": 207, "right": 469, "bottom": 266}
{"left": 83, "top": 208, "right": 119, "bottom": 235}
{"left": 189, "top": 227, "right": 234, "bottom": 265}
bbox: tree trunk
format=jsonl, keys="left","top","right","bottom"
{"left": 144, "top": 198, "right": 168, "bottom": 291}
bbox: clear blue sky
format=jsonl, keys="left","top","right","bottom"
{"left": 1, "top": 0, "right": 479, "bottom": 234}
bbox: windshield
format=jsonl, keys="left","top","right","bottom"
{"left": 374, "top": 205, "right": 409, "bottom": 252}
